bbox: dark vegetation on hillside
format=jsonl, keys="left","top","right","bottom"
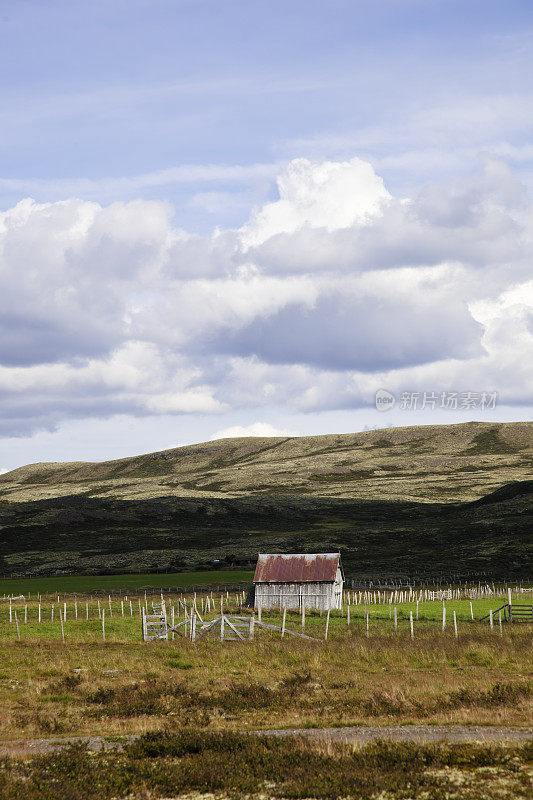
{"left": 0, "top": 481, "right": 531, "bottom": 581}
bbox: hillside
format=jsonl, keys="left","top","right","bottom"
{"left": 0, "top": 422, "right": 531, "bottom": 581}
{"left": 1, "top": 421, "right": 532, "bottom": 504}
{"left": 0, "top": 481, "right": 531, "bottom": 581}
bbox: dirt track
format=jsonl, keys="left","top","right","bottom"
{"left": 261, "top": 724, "right": 533, "bottom": 745}
{"left": 0, "top": 726, "right": 531, "bottom": 757}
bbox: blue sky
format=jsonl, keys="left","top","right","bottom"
{"left": 0, "top": 0, "right": 532, "bottom": 470}
{"left": 3, "top": 0, "right": 532, "bottom": 214}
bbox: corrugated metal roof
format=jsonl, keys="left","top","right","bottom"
{"left": 253, "top": 553, "right": 341, "bottom": 583}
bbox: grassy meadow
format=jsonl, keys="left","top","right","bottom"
{"left": 0, "top": 569, "right": 253, "bottom": 596}
{"left": 0, "top": 591, "right": 531, "bottom": 743}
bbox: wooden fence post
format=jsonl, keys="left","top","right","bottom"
{"left": 470, "top": 601, "right": 474, "bottom": 621}
{"left": 301, "top": 603, "right": 305, "bottom": 632}
{"left": 498, "top": 609, "right": 503, "bottom": 637}
{"left": 281, "top": 607, "right": 286, "bottom": 638}
{"left": 453, "top": 610, "right": 458, "bottom": 638}
{"left": 409, "top": 610, "right": 414, "bottom": 639}
{"left": 14, "top": 610, "right": 20, "bottom": 641}
{"left": 366, "top": 612, "right": 369, "bottom": 637}
{"left": 442, "top": 605, "right": 446, "bottom": 631}
{"left": 102, "top": 609, "right": 106, "bottom": 642}
{"left": 325, "top": 609, "right": 330, "bottom": 640}
{"left": 394, "top": 606, "right": 397, "bottom": 631}
{"left": 489, "top": 609, "right": 493, "bottom": 631}
{"left": 59, "top": 609, "right": 65, "bottom": 643}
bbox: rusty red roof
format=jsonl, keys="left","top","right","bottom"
{"left": 253, "top": 553, "right": 341, "bottom": 583}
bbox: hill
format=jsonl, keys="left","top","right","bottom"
{"left": 1, "top": 421, "right": 532, "bottom": 504}
{"left": 0, "top": 422, "right": 531, "bottom": 581}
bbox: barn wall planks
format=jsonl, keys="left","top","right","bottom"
{"left": 255, "top": 575, "right": 343, "bottom": 611}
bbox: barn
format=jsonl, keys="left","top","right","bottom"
{"left": 253, "top": 553, "right": 344, "bottom": 611}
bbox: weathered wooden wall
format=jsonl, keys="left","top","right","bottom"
{"left": 255, "top": 573, "right": 343, "bottom": 611}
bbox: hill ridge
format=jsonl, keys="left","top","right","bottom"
{"left": 0, "top": 420, "right": 531, "bottom": 504}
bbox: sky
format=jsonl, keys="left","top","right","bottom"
{"left": 0, "top": 0, "right": 532, "bottom": 471}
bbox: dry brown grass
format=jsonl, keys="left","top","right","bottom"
{"left": 0, "top": 624, "right": 530, "bottom": 740}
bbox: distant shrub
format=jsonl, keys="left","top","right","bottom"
{"left": 446, "top": 681, "right": 531, "bottom": 710}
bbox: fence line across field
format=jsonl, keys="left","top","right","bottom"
{"left": 0, "top": 583, "right": 531, "bottom": 644}
{"left": 1, "top": 580, "right": 531, "bottom": 604}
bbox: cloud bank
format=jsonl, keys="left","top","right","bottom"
{"left": 0, "top": 156, "right": 532, "bottom": 437}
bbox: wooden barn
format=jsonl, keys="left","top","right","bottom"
{"left": 253, "top": 553, "right": 344, "bottom": 611}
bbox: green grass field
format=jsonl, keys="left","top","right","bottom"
{"left": 0, "top": 569, "right": 254, "bottom": 596}
{"left": 0, "top": 593, "right": 528, "bottom": 647}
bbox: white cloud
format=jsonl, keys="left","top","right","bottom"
{"left": 240, "top": 156, "right": 391, "bottom": 248}
{"left": 203, "top": 267, "right": 484, "bottom": 372}
{"left": 0, "top": 154, "right": 531, "bottom": 439}
{"left": 0, "top": 197, "right": 172, "bottom": 366}
{"left": 247, "top": 159, "right": 529, "bottom": 277}
{"left": 146, "top": 391, "right": 225, "bottom": 414}
{"left": 211, "top": 422, "right": 297, "bottom": 440}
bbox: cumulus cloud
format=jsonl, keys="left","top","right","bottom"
{"left": 0, "top": 197, "right": 171, "bottom": 366}
{"left": 205, "top": 269, "right": 484, "bottom": 372}
{"left": 248, "top": 159, "right": 529, "bottom": 277}
{"left": 240, "top": 156, "right": 391, "bottom": 248}
{"left": 0, "top": 155, "right": 531, "bottom": 438}
{"left": 211, "top": 422, "right": 297, "bottom": 440}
